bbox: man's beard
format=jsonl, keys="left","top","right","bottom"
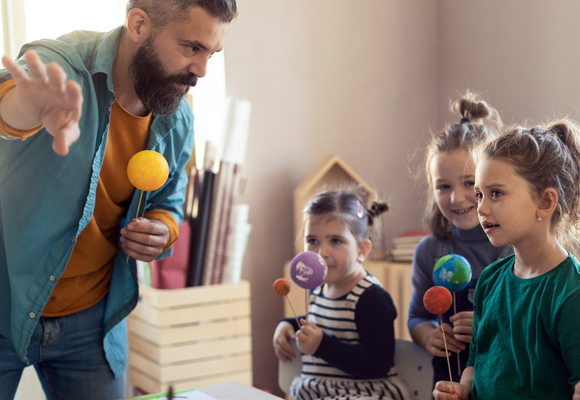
{"left": 129, "top": 36, "right": 198, "bottom": 115}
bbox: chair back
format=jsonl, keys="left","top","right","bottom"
{"left": 278, "top": 340, "right": 302, "bottom": 393}
{"left": 394, "top": 338, "right": 434, "bottom": 400}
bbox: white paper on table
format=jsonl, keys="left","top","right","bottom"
{"left": 132, "top": 389, "right": 217, "bottom": 400}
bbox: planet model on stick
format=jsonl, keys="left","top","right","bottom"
{"left": 127, "top": 150, "right": 169, "bottom": 192}
{"left": 289, "top": 251, "right": 328, "bottom": 289}
{"left": 273, "top": 278, "right": 291, "bottom": 296}
{"left": 273, "top": 278, "right": 300, "bottom": 326}
{"left": 433, "top": 254, "right": 472, "bottom": 292}
{"left": 423, "top": 285, "right": 454, "bottom": 382}
{"left": 423, "top": 285, "right": 453, "bottom": 315}
{"left": 125, "top": 150, "right": 169, "bottom": 262}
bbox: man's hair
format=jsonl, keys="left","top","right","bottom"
{"left": 126, "top": 0, "right": 238, "bottom": 27}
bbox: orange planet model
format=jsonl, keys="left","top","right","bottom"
{"left": 127, "top": 150, "right": 169, "bottom": 191}
{"left": 423, "top": 285, "right": 453, "bottom": 315}
{"left": 273, "top": 278, "right": 291, "bottom": 296}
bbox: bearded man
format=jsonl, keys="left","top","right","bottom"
{"left": 0, "top": 1, "right": 237, "bottom": 398}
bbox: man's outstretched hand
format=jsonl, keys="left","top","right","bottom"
{"left": 1, "top": 50, "right": 83, "bottom": 155}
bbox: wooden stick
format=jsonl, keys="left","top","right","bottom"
{"left": 126, "top": 190, "right": 144, "bottom": 263}
{"left": 453, "top": 291, "right": 461, "bottom": 378}
{"left": 304, "top": 289, "right": 317, "bottom": 366}
{"left": 440, "top": 314, "right": 453, "bottom": 382}
{"left": 285, "top": 295, "right": 301, "bottom": 327}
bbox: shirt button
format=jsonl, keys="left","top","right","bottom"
{"left": 49, "top": 275, "right": 56, "bottom": 282}
{"left": 29, "top": 312, "right": 36, "bottom": 319}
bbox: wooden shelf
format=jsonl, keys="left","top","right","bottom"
{"left": 293, "top": 154, "right": 374, "bottom": 253}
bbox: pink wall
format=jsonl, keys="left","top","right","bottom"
{"left": 224, "top": 1, "right": 438, "bottom": 394}
{"left": 223, "top": 0, "right": 580, "bottom": 395}
{"left": 437, "top": 1, "right": 580, "bottom": 127}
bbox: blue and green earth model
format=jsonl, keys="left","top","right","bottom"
{"left": 433, "top": 254, "right": 472, "bottom": 292}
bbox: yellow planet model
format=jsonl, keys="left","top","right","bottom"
{"left": 127, "top": 150, "right": 169, "bottom": 191}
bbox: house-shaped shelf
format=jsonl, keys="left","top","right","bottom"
{"left": 293, "top": 154, "right": 375, "bottom": 253}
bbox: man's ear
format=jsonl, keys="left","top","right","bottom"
{"left": 126, "top": 8, "right": 151, "bottom": 43}
{"left": 357, "top": 239, "right": 372, "bottom": 263}
{"left": 537, "top": 187, "right": 558, "bottom": 221}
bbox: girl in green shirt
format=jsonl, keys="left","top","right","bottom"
{"left": 434, "top": 119, "right": 580, "bottom": 400}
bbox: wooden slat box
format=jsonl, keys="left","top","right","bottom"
{"left": 127, "top": 281, "right": 253, "bottom": 393}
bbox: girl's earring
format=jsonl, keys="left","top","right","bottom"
{"left": 537, "top": 217, "right": 542, "bottom": 222}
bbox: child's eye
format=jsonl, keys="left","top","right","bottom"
{"left": 491, "top": 190, "right": 503, "bottom": 199}
{"left": 464, "top": 180, "right": 475, "bottom": 187}
{"left": 436, "top": 184, "right": 450, "bottom": 191}
{"left": 475, "top": 191, "right": 483, "bottom": 201}
{"left": 331, "top": 238, "right": 342, "bottom": 245}
{"left": 306, "top": 238, "right": 318, "bottom": 246}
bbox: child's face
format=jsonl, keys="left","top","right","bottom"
{"left": 475, "top": 157, "right": 541, "bottom": 248}
{"left": 429, "top": 149, "right": 479, "bottom": 231}
{"left": 304, "top": 215, "right": 365, "bottom": 287}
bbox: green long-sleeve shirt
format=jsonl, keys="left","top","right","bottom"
{"left": 468, "top": 254, "right": 580, "bottom": 399}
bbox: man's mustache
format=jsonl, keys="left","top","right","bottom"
{"left": 174, "top": 74, "right": 198, "bottom": 87}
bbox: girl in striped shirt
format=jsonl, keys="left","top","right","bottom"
{"left": 273, "top": 186, "right": 411, "bottom": 400}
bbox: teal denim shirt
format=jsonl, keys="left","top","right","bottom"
{"left": 0, "top": 27, "right": 194, "bottom": 377}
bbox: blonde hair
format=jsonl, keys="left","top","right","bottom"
{"left": 477, "top": 118, "right": 580, "bottom": 248}
{"left": 424, "top": 91, "right": 502, "bottom": 239}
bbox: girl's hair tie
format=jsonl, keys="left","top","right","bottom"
{"left": 356, "top": 200, "right": 365, "bottom": 219}
{"left": 368, "top": 202, "right": 389, "bottom": 219}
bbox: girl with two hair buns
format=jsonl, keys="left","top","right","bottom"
{"left": 408, "top": 91, "right": 513, "bottom": 387}
{"left": 273, "top": 184, "right": 411, "bottom": 400}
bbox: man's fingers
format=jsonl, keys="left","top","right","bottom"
{"left": 47, "top": 62, "right": 67, "bottom": 93}
{"left": 25, "top": 50, "right": 47, "bottom": 81}
{"left": 50, "top": 119, "right": 80, "bottom": 156}
{"left": 1, "top": 55, "right": 29, "bottom": 82}
{"left": 128, "top": 219, "right": 170, "bottom": 236}
{"left": 66, "top": 80, "right": 83, "bottom": 121}
{"left": 121, "top": 239, "right": 157, "bottom": 262}
{"left": 127, "top": 219, "right": 157, "bottom": 234}
{"left": 52, "top": 132, "right": 69, "bottom": 156}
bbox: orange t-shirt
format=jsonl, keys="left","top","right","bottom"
{"left": 0, "top": 80, "right": 179, "bottom": 316}
{"left": 0, "top": 80, "right": 42, "bottom": 139}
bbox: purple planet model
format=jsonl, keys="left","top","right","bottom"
{"left": 289, "top": 251, "right": 327, "bottom": 289}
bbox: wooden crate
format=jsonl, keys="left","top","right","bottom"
{"left": 127, "top": 281, "right": 253, "bottom": 393}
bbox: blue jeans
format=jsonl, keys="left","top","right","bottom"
{"left": 0, "top": 297, "right": 126, "bottom": 400}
